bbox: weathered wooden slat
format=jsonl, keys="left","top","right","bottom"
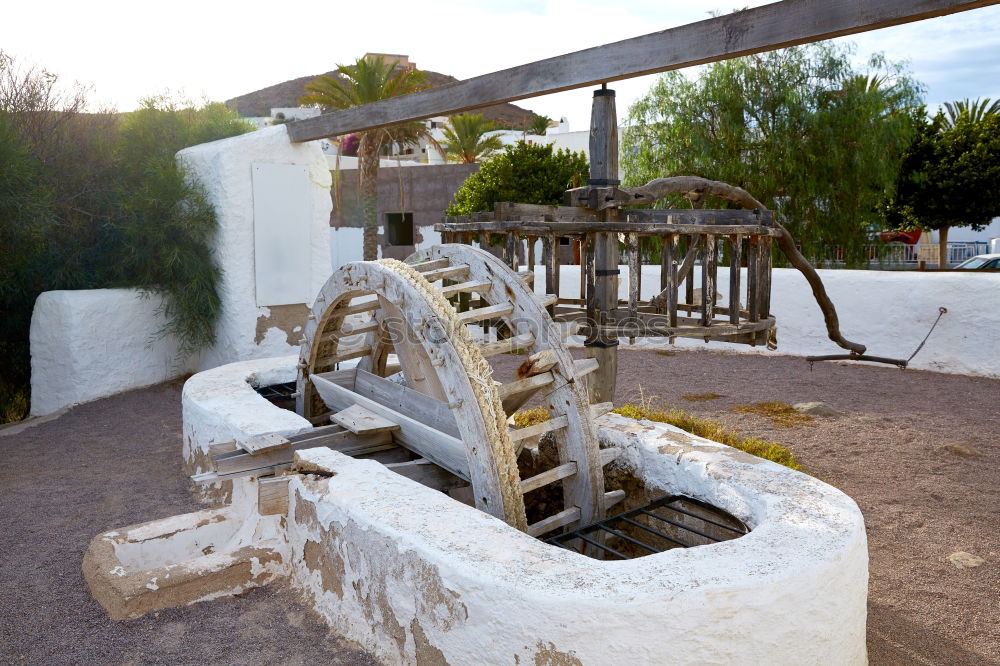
{"left": 439, "top": 279, "right": 493, "bottom": 297}
{"left": 666, "top": 234, "right": 678, "bottom": 328}
{"left": 527, "top": 506, "right": 581, "bottom": 538}
{"left": 702, "top": 234, "right": 717, "bottom": 326}
{"left": 627, "top": 232, "right": 640, "bottom": 326}
{"left": 573, "top": 357, "right": 599, "bottom": 378}
{"left": 436, "top": 220, "right": 781, "bottom": 237}
{"left": 310, "top": 372, "right": 471, "bottom": 481}
{"left": 589, "top": 402, "right": 615, "bottom": 420}
{"left": 520, "top": 461, "right": 577, "bottom": 494}
{"left": 316, "top": 345, "right": 372, "bottom": 366}
{"left": 536, "top": 293, "right": 559, "bottom": 309}
{"left": 287, "top": 0, "right": 993, "bottom": 141}
{"left": 498, "top": 372, "right": 555, "bottom": 402}
{"left": 547, "top": 233, "right": 560, "bottom": 300}
{"left": 330, "top": 403, "right": 401, "bottom": 435}
{"left": 729, "top": 235, "right": 742, "bottom": 325}
{"left": 604, "top": 489, "right": 626, "bottom": 511}
{"left": 385, "top": 459, "right": 467, "bottom": 492}
{"left": 258, "top": 476, "right": 289, "bottom": 516}
{"left": 351, "top": 369, "right": 460, "bottom": 438}
{"left": 510, "top": 414, "right": 569, "bottom": 442}
{"left": 338, "top": 298, "right": 380, "bottom": 317}
{"left": 457, "top": 302, "right": 514, "bottom": 325}
{"left": 411, "top": 258, "right": 450, "bottom": 273}
{"left": 239, "top": 432, "right": 289, "bottom": 456}
{"left": 747, "top": 236, "right": 760, "bottom": 323}
{"left": 421, "top": 264, "right": 470, "bottom": 282}
{"left": 517, "top": 270, "right": 535, "bottom": 285}
{"left": 214, "top": 429, "right": 394, "bottom": 475}
{"left": 319, "top": 318, "right": 378, "bottom": 343}
{"left": 479, "top": 332, "right": 535, "bottom": 357}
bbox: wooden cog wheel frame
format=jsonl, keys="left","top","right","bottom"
{"left": 296, "top": 244, "right": 619, "bottom": 536}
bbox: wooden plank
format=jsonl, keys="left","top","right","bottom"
{"left": 385, "top": 459, "right": 467, "bottom": 492}
{"left": 627, "top": 232, "right": 640, "bottom": 325}
{"left": 729, "top": 235, "right": 742, "bottom": 325}
{"left": 316, "top": 345, "right": 372, "bottom": 366}
{"left": 310, "top": 372, "right": 471, "bottom": 481}
{"left": 338, "top": 298, "right": 380, "bottom": 317}
{"left": 437, "top": 220, "right": 781, "bottom": 237}
{"left": 498, "top": 371, "right": 555, "bottom": 402}
{"left": 457, "top": 302, "right": 514, "bottom": 325}
{"left": 517, "top": 270, "right": 535, "bottom": 285}
{"left": 421, "top": 264, "right": 470, "bottom": 282}
{"left": 319, "top": 318, "right": 378, "bottom": 343}
{"left": 702, "top": 234, "right": 717, "bottom": 326}
{"left": 331, "top": 403, "right": 401, "bottom": 435}
{"left": 527, "top": 506, "right": 581, "bottom": 538}
{"left": 536, "top": 294, "right": 558, "bottom": 309}
{"left": 510, "top": 414, "right": 569, "bottom": 442}
{"left": 439, "top": 279, "right": 492, "bottom": 297}
{"left": 209, "top": 440, "right": 238, "bottom": 457}
{"left": 351, "top": 369, "right": 460, "bottom": 438}
{"left": 574, "top": 357, "right": 599, "bottom": 378}
{"left": 520, "top": 461, "right": 577, "bottom": 495}
{"left": 258, "top": 476, "right": 289, "bottom": 516}
{"left": 287, "top": 1, "right": 994, "bottom": 141}
{"left": 604, "top": 489, "right": 626, "bottom": 511}
{"left": 590, "top": 402, "right": 615, "bottom": 419}
{"left": 214, "top": 428, "right": 394, "bottom": 475}
{"left": 479, "top": 332, "right": 535, "bottom": 357}
{"left": 410, "top": 258, "right": 450, "bottom": 273}
{"left": 239, "top": 432, "right": 289, "bottom": 456}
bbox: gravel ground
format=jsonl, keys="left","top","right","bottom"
{"left": 1, "top": 350, "right": 998, "bottom": 665}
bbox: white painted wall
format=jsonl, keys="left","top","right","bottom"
{"left": 29, "top": 289, "right": 194, "bottom": 416}
{"left": 328, "top": 226, "right": 443, "bottom": 268}
{"left": 530, "top": 264, "right": 1000, "bottom": 377}
{"left": 177, "top": 125, "right": 333, "bottom": 370}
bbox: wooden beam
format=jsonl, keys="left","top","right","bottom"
{"left": 258, "top": 476, "right": 290, "bottom": 516}
{"left": 310, "top": 372, "right": 471, "bottom": 481}
{"left": 331, "top": 403, "right": 401, "bottom": 435}
{"left": 287, "top": 0, "right": 997, "bottom": 141}
{"left": 527, "top": 506, "right": 581, "bottom": 538}
{"left": 385, "top": 458, "right": 467, "bottom": 492}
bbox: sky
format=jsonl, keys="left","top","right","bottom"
{"left": 4, "top": 0, "right": 1000, "bottom": 131}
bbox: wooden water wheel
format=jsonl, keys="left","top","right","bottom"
{"left": 296, "top": 244, "right": 620, "bottom": 536}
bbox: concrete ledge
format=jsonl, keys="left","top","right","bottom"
{"left": 83, "top": 506, "right": 286, "bottom": 621}
{"left": 29, "top": 289, "right": 192, "bottom": 416}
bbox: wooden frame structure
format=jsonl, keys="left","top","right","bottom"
{"left": 285, "top": 0, "right": 997, "bottom": 402}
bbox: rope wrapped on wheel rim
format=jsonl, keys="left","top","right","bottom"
{"left": 376, "top": 259, "right": 527, "bottom": 531}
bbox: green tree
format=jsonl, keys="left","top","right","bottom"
{"left": 446, "top": 141, "right": 588, "bottom": 216}
{"left": 526, "top": 114, "right": 552, "bottom": 136}
{"left": 622, "top": 43, "right": 922, "bottom": 265}
{"left": 439, "top": 113, "right": 504, "bottom": 163}
{"left": 888, "top": 104, "right": 1000, "bottom": 266}
{"left": 300, "top": 55, "right": 429, "bottom": 259}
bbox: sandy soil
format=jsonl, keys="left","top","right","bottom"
{"left": 1, "top": 349, "right": 997, "bottom": 665}
{"left": 0, "top": 379, "right": 379, "bottom": 666}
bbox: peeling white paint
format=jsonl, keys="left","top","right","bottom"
{"left": 178, "top": 357, "right": 868, "bottom": 665}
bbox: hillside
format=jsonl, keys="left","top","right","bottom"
{"left": 225, "top": 69, "right": 536, "bottom": 128}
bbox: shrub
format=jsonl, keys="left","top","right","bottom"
{"left": 446, "top": 141, "right": 588, "bottom": 216}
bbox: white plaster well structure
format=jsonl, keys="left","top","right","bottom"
{"left": 85, "top": 248, "right": 868, "bottom": 665}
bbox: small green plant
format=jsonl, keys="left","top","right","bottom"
{"left": 682, "top": 392, "right": 723, "bottom": 402}
{"left": 613, "top": 400, "right": 803, "bottom": 471}
{"left": 512, "top": 407, "right": 552, "bottom": 428}
{"left": 731, "top": 401, "right": 813, "bottom": 428}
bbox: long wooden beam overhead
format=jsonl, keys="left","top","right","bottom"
{"left": 287, "top": 0, "right": 998, "bottom": 142}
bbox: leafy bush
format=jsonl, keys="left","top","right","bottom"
{"left": 446, "top": 141, "right": 588, "bottom": 216}
{"left": 0, "top": 55, "right": 254, "bottom": 422}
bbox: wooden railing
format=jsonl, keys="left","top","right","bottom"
{"left": 436, "top": 203, "right": 777, "bottom": 346}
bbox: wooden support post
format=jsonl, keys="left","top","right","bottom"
{"left": 585, "top": 86, "right": 620, "bottom": 404}
{"left": 729, "top": 235, "right": 742, "bottom": 325}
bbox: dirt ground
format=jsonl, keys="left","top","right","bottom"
{"left": 1, "top": 349, "right": 998, "bottom": 665}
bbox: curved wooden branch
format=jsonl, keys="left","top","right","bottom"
{"left": 627, "top": 176, "right": 866, "bottom": 356}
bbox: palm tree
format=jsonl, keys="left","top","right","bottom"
{"left": 943, "top": 97, "right": 1000, "bottom": 128}
{"left": 300, "top": 56, "right": 428, "bottom": 260}
{"left": 526, "top": 114, "right": 552, "bottom": 136}
{"left": 440, "top": 114, "right": 504, "bottom": 163}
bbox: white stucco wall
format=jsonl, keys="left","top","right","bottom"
{"left": 29, "top": 289, "right": 193, "bottom": 416}
{"left": 177, "top": 125, "right": 333, "bottom": 371}
{"left": 531, "top": 264, "right": 1000, "bottom": 377}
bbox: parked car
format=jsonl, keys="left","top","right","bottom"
{"left": 953, "top": 253, "right": 1000, "bottom": 269}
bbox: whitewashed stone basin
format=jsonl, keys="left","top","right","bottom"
{"left": 143, "top": 356, "right": 866, "bottom": 664}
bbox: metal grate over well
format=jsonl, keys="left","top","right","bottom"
{"left": 546, "top": 495, "right": 749, "bottom": 560}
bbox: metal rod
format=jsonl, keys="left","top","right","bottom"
{"left": 595, "top": 524, "right": 662, "bottom": 554}
{"left": 639, "top": 509, "right": 722, "bottom": 542}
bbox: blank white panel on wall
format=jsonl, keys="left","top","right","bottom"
{"left": 251, "top": 163, "right": 311, "bottom": 306}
